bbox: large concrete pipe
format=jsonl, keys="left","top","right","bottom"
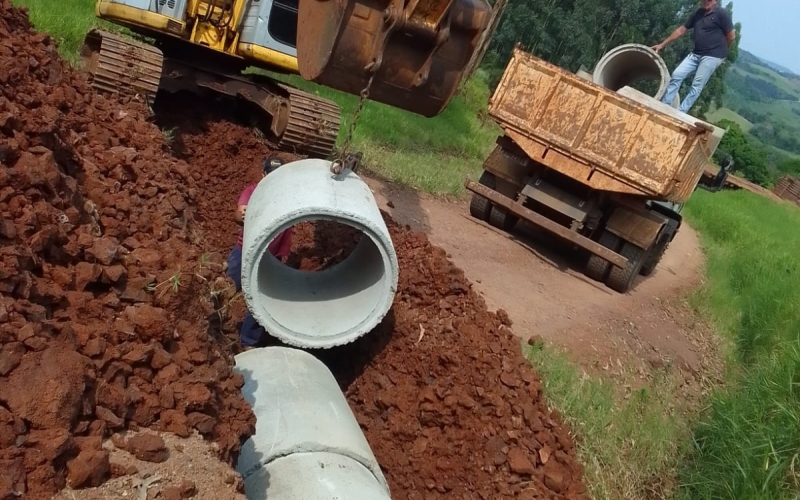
{"left": 234, "top": 347, "right": 392, "bottom": 500}
{"left": 241, "top": 158, "right": 399, "bottom": 349}
{"left": 592, "top": 43, "right": 671, "bottom": 101}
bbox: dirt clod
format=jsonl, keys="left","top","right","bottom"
{"left": 66, "top": 450, "right": 110, "bottom": 489}
{"left": 121, "top": 434, "right": 169, "bottom": 463}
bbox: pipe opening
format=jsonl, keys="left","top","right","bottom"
{"left": 251, "top": 218, "right": 394, "bottom": 348}
{"left": 284, "top": 220, "right": 362, "bottom": 271}
{"left": 592, "top": 44, "right": 670, "bottom": 100}
{"left": 241, "top": 158, "right": 398, "bottom": 349}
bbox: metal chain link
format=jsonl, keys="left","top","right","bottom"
{"left": 331, "top": 74, "right": 375, "bottom": 176}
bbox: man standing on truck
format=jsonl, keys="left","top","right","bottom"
{"left": 227, "top": 157, "right": 292, "bottom": 350}
{"left": 651, "top": 0, "right": 735, "bottom": 114}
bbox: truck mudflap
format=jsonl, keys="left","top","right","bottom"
{"left": 605, "top": 205, "right": 668, "bottom": 250}
{"left": 464, "top": 179, "right": 628, "bottom": 268}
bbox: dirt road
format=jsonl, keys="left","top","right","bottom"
{"left": 368, "top": 178, "right": 714, "bottom": 375}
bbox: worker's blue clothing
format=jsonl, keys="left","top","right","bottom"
{"left": 226, "top": 245, "right": 264, "bottom": 347}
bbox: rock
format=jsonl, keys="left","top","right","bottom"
{"left": 0, "top": 348, "right": 89, "bottom": 430}
{"left": 101, "top": 265, "right": 127, "bottom": 283}
{"left": 507, "top": 447, "right": 536, "bottom": 476}
{"left": 95, "top": 406, "right": 124, "bottom": 430}
{"left": 187, "top": 412, "right": 215, "bottom": 434}
{"left": 86, "top": 237, "right": 119, "bottom": 265}
{"left": 66, "top": 449, "right": 110, "bottom": 488}
{"left": 0, "top": 219, "right": 16, "bottom": 239}
{"left": 124, "top": 304, "right": 169, "bottom": 341}
{"left": 74, "top": 262, "right": 102, "bottom": 291}
{"left": 544, "top": 466, "right": 565, "bottom": 493}
{"left": 83, "top": 337, "right": 107, "bottom": 358}
{"left": 163, "top": 486, "right": 183, "bottom": 500}
{"left": 180, "top": 480, "right": 197, "bottom": 498}
{"left": 160, "top": 410, "right": 190, "bottom": 438}
{"left": 538, "top": 444, "right": 552, "bottom": 465}
{"left": 527, "top": 334, "right": 544, "bottom": 347}
{"left": 0, "top": 342, "right": 24, "bottom": 376}
{"left": 125, "top": 433, "right": 168, "bottom": 463}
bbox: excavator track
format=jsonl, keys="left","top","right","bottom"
{"left": 80, "top": 31, "right": 341, "bottom": 158}
{"left": 276, "top": 84, "right": 341, "bottom": 158}
{"left": 80, "top": 30, "right": 164, "bottom": 105}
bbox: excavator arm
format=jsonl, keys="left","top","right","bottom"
{"left": 296, "top": 0, "right": 492, "bottom": 116}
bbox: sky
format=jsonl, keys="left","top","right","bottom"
{"left": 726, "top": 0, "right": 800, "bottom": 74}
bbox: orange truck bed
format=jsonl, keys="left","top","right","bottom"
{"left": 488, "top": 47, "right": 715, "bottom": 203}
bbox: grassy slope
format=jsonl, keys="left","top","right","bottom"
{"left": 730, "top": 64, "right": 800, "bottom": 99}
{"left": 678, "top": 190, "right": 800, "bottom": 499}
{"left": 262, "top": 72, "right": 500, "bottom": 195}
{"left": 725, "top": 55, "right": 800, "bottom": 159}
{"left": 706, "top": 106, "right": 754, "bottom": 132}
{"left": 527, "top": 343, "right": 695, "bottom": 500}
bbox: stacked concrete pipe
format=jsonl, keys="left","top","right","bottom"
{"left": 592, "top": 43, "right": 672, "bottom": 101}
{"left": 240, "top": 158, "right": 399, "bottom": 349}
{"left": 234, "top": 347, "right": 392, "bottom": 499}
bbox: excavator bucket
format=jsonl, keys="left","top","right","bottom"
{"left": 296, "top": 0, "right": 492, "bottom": 117}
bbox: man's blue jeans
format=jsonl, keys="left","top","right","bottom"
{"left": 226, "top": 246, "right": 263, "bottom": 347}
{"left": 661, "top": 53, "right": 724, "bottom": 114}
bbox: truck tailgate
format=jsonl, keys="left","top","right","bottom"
{"left": 488, "top": 47, "right": 713, "bottom": 202}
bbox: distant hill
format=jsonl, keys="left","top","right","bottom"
{"left": 715, "top": 49, "right": 800, "bottom": 158}
{"left": 747, "top": 51, "right": 799, "bottom": 77}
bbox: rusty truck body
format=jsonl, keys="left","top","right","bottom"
{"left": 466, "top": 46, "right": 719, "bottom": 293}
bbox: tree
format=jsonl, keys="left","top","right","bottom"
{"left": 777, "top": 158, "right": 800, "bottom": 177}
{"left": 713, "top": 118, "right": 772, "bottom": 186}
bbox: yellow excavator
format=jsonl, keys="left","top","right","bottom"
{"left": 80, "top": 0, "right": 493, "bottom": 158}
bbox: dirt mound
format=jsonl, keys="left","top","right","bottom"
{"left": 0, "top": 3, "right": 253, "bottom": 498}
{"left": 153, "top": 96, "right": 301, "bottom": 255}
{"left": 285, "top": 221, "right": 588, "bottom": 500}
{"left": 153, "top": 90, "right": 589, "bottom": 499}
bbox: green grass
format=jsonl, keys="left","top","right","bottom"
{"left": 707, "top": 107, "right": 754, "bottom": 132}
{"left": 677, "top": 190, "right": 800, "bottom": 499}
{"left": 527, "top": 343, "right": 695, "bottom": 500}
{"left": 13, "top": 0, "right": 121, "bottom": 64}
{"left": 262, "top": 71, "right": 500, "bottom": 195}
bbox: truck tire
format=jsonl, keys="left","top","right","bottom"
{"left": 585, "top": 230, "right": 621, "bottom": 282}
{"left": 606, "top": 241, "right": 647, "bottom": 293}
{"left": 469, "top": 171, "right": 496, "bottom": 222}
{"left": 489, "top": 205, "right": 518, "bottom": 231}
{"left": 640, "top": 238, "right": 668, "bottom": 277}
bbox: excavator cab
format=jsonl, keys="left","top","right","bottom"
{"left": 296, "top": 0, "right": 492, "bottom": 117}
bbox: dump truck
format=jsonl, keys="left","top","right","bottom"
{"left": 80, "top": 0, "right": 493, "bottom": 157}
{"left": 466, "top": 45, "right": 723, "bottom": 293}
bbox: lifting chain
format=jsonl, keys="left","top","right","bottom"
{"left": 330, "top": 74, "right": 375, "bottom": 176}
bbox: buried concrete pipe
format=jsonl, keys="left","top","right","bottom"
{"left": 234, "top": 347, "right": 392, "bottom": 500}
{"left": 592, "top": 43, "right": 671, "bottom": 101}
{"left": 241, "top": 158, "right": 399, "bottom": 349}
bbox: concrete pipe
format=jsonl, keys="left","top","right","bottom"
{"left": 234, "top": 347, "right": 392, "bottom": 500}
{"left": 241, "top": 158, "right": 399, "bottom": 349}
{"left": 592, "top": 43, "right": 671, "bottom": 101}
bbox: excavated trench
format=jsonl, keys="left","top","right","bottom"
{"left": 1, "top": 4, "right": 588, "bottom": 499}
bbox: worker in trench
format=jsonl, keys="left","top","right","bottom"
{"left": 226, "top": 157, "right": 293, "bottom": 350}
{"left": 651, "top": 0, "right": 735, "bottom": 114}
